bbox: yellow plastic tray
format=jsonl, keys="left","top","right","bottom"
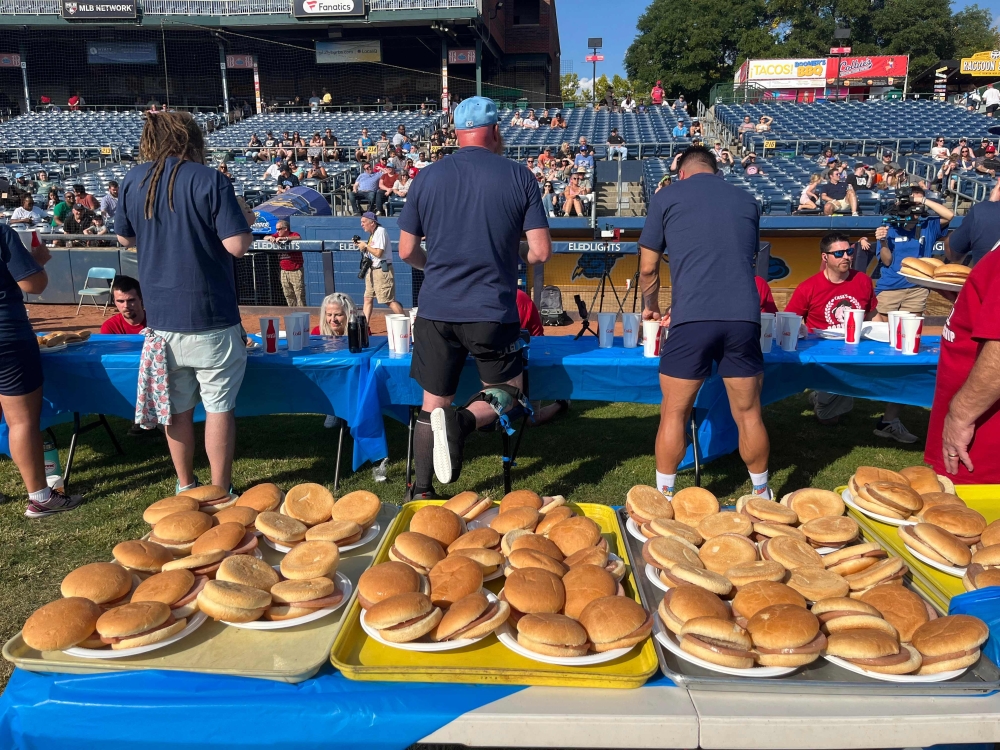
{"left": 330, "top": 501, "right": 659, "bottom": 689}
{"left": 841, "top": 484, "right": 1000, "bottom": 611}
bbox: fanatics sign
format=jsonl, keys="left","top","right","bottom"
{"left": 61, "top": 0, "right": 136, "bottom": 18}
{"left": 293, "top": 0, "right": 363, "bottom": 17}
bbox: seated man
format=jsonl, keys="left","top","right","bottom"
{"left": 606, "top": 128, "right": 627, "bottom": 160}
{"left": 378, "top": 165, "right": 398, "bottom": 213}
{"left": 741, "top": 153, "right": 764, "bottom": 176}
{"left": 820, "top": 170, "right": 859, "bottom": 216}
{"left": 349, "top": 162, "right": 384, "bottom": 215}
{"left": 737, "top": 116, "right": 755, "bottom": 135}
{"left": 9, "top": 195, "right": 47, "bottom": 229}
{"left": 671, "top": 120, "right": 688, "bottom": 138}
{"left": 574, "top": 145, "right": 595, "bottom": 171}
{"left": 62, "top": 203, "right": 94, "bottom": 245}
{"left": 100, "top": 275, "right": 147, "bottom": 334}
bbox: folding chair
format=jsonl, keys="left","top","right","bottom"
{"left": 75, "top": 267, "right": 116, "bottom": 316}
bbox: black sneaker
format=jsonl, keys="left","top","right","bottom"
{"left": 24, "top": 488, "right": 84, "bottom": 518}
{"left": 403, "top": 486, "right": 444, "bottom": 502}
{"left": 430, "top": 406, "right": 464, "bottom": 484}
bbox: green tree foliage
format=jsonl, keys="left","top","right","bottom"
{"left": 593, "top": 74, "right": 612, "bottom": 103}
{"left": 625, "top": 0, "right": 1000, "bottom": 102}
{"left": 560, "top": 72, "right": 584, "bottom": 103}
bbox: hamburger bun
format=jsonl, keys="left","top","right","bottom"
{"left": 899, "top": 466, "right": 944, "bottom": 494}
{"left": 149, "top": 511, "right": 214, "bottom": 554}
{"left": 131, "top": 569, "right": 206, "bottom": 618}
{"left": 268, "top": 576, "right": 337, "bottom": 606}
{"left": 858, "top": 585, "right": 932, "bottom": 642}
{"left": 490, "top": 506, "right": 540, "bottom": 535}
{"left": 449, "top": 546, "right": 504, "bottom": 574}
{"left": 255, "top": 512, "right": 308, "bottom": 545}
{"left": 657, "top": 585, "right": 729, "bottom": 634}
{"left": 539, "top": 495, "right": 568, "bottom": 514}
{"left": 500, "top": 528, "right": 533, "bottom": 557}
{"left": 280, "top": 540, "right": 340, "bottom": 580}
{"left": 980, "top": 519, "right": 1000, "bottom": 548}
{"left": 22, "top": 597, "right": 104, "bottom": 651}
{"left": 95, "top": 601, "right": 186, "bottom": 650}
{"left": 752, "top": 522, "right": 807, "bottom": 543}
{"left": 410, "top": 505, "right": 464, "bottom": 548}
{"left": 112, "top": 540, "right": 174, "bottom": 575}
{"left": 305, "top": 519, "right": 364, "bottom": 546}
{"left": 844, "top": 556, "right": 907, "bottom": 593}
{"left": 191, "top": 522, "right": 249, "bottom": 556}
{"left": 849, "top": 467, "right": 909, "bottom": 498}
{"left": 747, "top": 603, "right": 825, "bottom": 666}
{"left": 509, "top": 533, "right": 565, "bottom": 561}
{"left": 216, "top": 554, "right": 280, "bottom": 592}
{"left": 799, "top": 516, "right": 859, "bottom": 548}
{"left": 499, "top": 489, "right": 543, "bottom": 514}
{"left": 658, "top": 563, "right": 732, "bottom": 596}
{"left": 197, "top": 579, "right": 271, "bottom": 622}
{"left": 431, "top": 591, "right": 509, "bottom": 641}
{"left": 331, "top": 490, "right": 381, "bottom": 529}
{"left": 971, "top": 545, "right": 1000, "bottom": 567}
{"left": 900, "top": 257, "right": 936, "bottom": 279}
{"left": 911, "top": 615, "right": 988, "bottom": 675}
{"left": 898, "top": 524, "right": 972, "bottom": 567}
{"left": 283, "top": 483, "right": 334, "bottom": 526}
{"left": 724, "top": 560, "right": 786, "bottom": 588}
{"left": 428, "top": 555, "right": 484, "bottom": 608}
{"left": 760, "top": 535, "right": 823, "bottom": 570}
{"left": 504, "top": 548, "right": 568, "bottom": 578}
{"left": 920, "top": 505, "right": 987, "bottom": 545}
{"left": 143, "top": 496, "right": 199, "bottom": 525}
{"left": 356, "top": 561, "right": 425, "bottom": 609}
{"left": 388, "top": 532, "right": 446, "bottom": 576}
{"left": 811, "top": 597, "right": 893, "bottom": 635}
{"left": 697, "top": 534, "right": 758, "bottom": 575}
{"left": 579, "top": 596, "right": 652, "bottom": 652}
{"left": 786, "top": 488, "right": 845, "bottom": 522}
{"left": 181, "top": 484, "right": 235, "bottom": 514}
{"left": 365, "top": 592, "right": 442, "bottom": 643}
{"left": 732, "top": 581, "right": 806, "bottom": 622}
{"left": 964, "top": 566, "right": 1000, "bottom": 591}
{"left": 855, "top": 482, "right": 922, "bottom": 519}
{"left": 641, "top": 518, "right": 703, "bottom": 547}
{"left": 698, "top": 511, "right": 753, "bottom": 540}
{"left": 234, "top": 483, "right": 283, "bottom": 513}
{"left": 562, "top": 564, "right": 618, "bottom": 619}
{"left": 823, "top": 542, "right": 888, "bottom": 576}
{"left": 502, "top": 567, "right": 565, "bottom": 617}
{"left": 160, "top": 550, "right": 227, "bottom": 577}
{"left": 671, "top": 487, "right": 720, "bottom": 527}
{"left": 826, "top": 629, "right": 921, "bottom": 675}
{"left": 743, "top": 498, "right": 798, "bottom": 526}
{"left": 61, "top": 562, "right": 133, "bottom": 607}
{"left": 642, "top": 535, "right": 703, "bottom": 571}
{"left": 625, "top": 485, "right": 673, "bottom": 525}
{"left": 447, "top": 527, "right": 501, "bottom": 554}
{"left": 516, "top": 613, "right": 590, "bottom": 657}
{"left": 679, "top": 617, "right": 754, "bottom": 669}
{"left": 786, "top": 566, "right": 850, "bottom": 602}
{"left": 213, "top": 505, "right": 259, "bottom": 530}
{"left": 442, "top": 492, "right": 492, "bottom": 521}
{"left": 535, "top": 506, "right": 575, "bottom": 536}
{"left": 934, "top": 263, "right": 971, "bottom": 284}
{"left": 545, "top": 516, "right": 604, "bottom": 557}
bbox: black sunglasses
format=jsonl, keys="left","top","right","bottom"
{"left": 823, "top": 247, "right": 856, "bottom": 258}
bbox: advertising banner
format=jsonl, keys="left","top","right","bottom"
{"left": 62, "top": 0, "right": 136, "bottom": 19}
{"left": 226, "top": 54, "right": 254, "bottom": 69}
{"left": 293, "top": 0, "right": 363, "bottom": 18}
{"left": 316, "top": 40, "right": 382, "bottom": 64}
{"left": 745, "top": 58, "right": 827, "bottom": 89}
{"left": 448, "top": 49, "right": 477, "bottom": 65}
{"left": 0, "top": 54, "right": 20, "bottom": 68}
{"left": 251, "top": 187, "right": 331, "bottom": 236}
{"left": 826, "top": 55, "right": 908, "bottom": 86}
{"left": 960, "top": 50, "right": 1000, "bottom": 76}
{"left": 87, "top": 43, "right": 157, "bottom": 65}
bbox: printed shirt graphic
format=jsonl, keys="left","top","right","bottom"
{"left": 784, "top": 269, "right": 875, "bottom": 331}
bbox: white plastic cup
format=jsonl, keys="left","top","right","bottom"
{"left": 384, "top": 314, "right": 407, "bottom": 352}
{"left": 621, "top": 313, "right": 640, "bottom": 348}
{"left": 597, "top": 312, "right": 617, "bottom": 348}
{"left": 844, "top": 308, "right": 865, "bottom": 345}
{"left": 888, "top": 311, "right": 915, "bottom": 350}
{"left": 295, "top": 312, "right": 312, "bottom": 337}
{"left": 777, "top": 313, "right": 801, "bottom": 352}
{"left": 760, "top": 313, "right": 775, "bottom": 354}
{"left": 901, "top": 316, "right": 924, "bottom": 355}
{"left": 642, "top": 319, "right": 664, "bottom": 358}
{"left": 259, "top": 317, "right": 280, "bottom": 354}
{"left": 388, "top": 315, "right": 411, "bottom": 354}
{"left": 284, "top": 314, "right": 304, "bottom": 351}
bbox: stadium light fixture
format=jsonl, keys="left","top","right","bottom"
{"left": 489, "top": 1, "right": 504, "bottom": 20}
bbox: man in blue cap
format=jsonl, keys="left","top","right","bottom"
{"left": 397, "top": 96, "right": 552, "bottom": 498}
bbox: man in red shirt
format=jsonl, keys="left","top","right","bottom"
{"left": 268, "top": 219, "right": 305, "bottom": 307}
{"left": 651, "top": 81, "right": 665, "bottom": 106}
{"left": 755, "top": 276, "right": 778, "bottom": 313}
{"left": 925, "top": 248, "right": 1000, "bottom": 483}
{"left": 99, "top": 275, "right": 147, "bottom": 334}
{"left": 784, "top": 232, "right": 913, "bottom": 438}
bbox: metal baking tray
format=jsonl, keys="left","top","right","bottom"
{"left": 617, "top": 508, "right": 1000, "bottom": 695}
{"left": 3, "top": 504, "right": 398, "bottom": 684}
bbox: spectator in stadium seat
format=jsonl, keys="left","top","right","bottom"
{"left": 820, "top": 169, "right": 858, "bottom": 216}
{"left": 292, "top": 131, "right": 307, "bottom": 160}
{"left": 930, "top": 137, "right": 950, "bottom": 160}
{"left": 672, "top": 94, "right": 686, "bottom": 111}
{"left": 798, "top": 174, "right": 822, "bottom": 210}
{"left": 689, "top": 120, "right": 702, "bottom": 139}
{"left": 414, "top": 152, "right": 430, "bottom": 169}
{"left": 246, "top": 133, "right": 262, "bottom": 161}
{"left": 741, "top": 153, "right": 765, "bottom": 176}
{"left": 710, "top": 141, "right": 724, "bottom": 160}
{"left": 604, "top": 89, "right": 616, "bottom": 111}
{"left": 650, "top": 80, "right": 665, "bottom": 106}
{"left": 35, "top": 170, "right": 53, "bottom": 194}
{"left": 510, "top": 110, "right": 523, "bottom": 127}
{"left": 607, "top": 128, "right": 627, "bottom": 161}
{"left": 389, "top": 148, "right": 407, "bottom": 173}
{"left": 574, "top": 146, "right": 595, "bottom": 171}
{"left": 277, "top": 131, "right": 294, "bottom": 160}
{"left": 307, "top": 157, "right": 328, "bottom": 181}
{"left": 671, "top": 120, "right": 688, "bottom": 138}
{"left": 262, "top": 131, "right": 277, "bottom": 161}
{"left": 524, "top": 156, "right": 543, "bottom": 177}
{"left": 68, "top": 92, "right": 83, "bottom": 111}
{"left": 392, "top": 170, "right": 412, "bottom": 201}
{"left": 45, "top": 188, "right": 59, "bottom": 211}
{"left": 558, "top": 142, "right": 573, "bottom": 160}
{"left": 983, "top": 83, "right": 1000, "bottom": 117}
{"left": 538, "top": 147, "right": 555, "bottom": 169}
{"left": 264, "top": 158, "right": 282, "bottom": 181}
{"left": 655, "top": 175, "right": 671, "bottom": 193}
{"left": 309, "top": 91, "right": 322, "bottom": 113}
{"left": 952, "top": 137, "right": 969, "bottom": 156}
{"left": 63, "top": 203, "right": 94, "bottom": 245}
{"left": 279, "top": 164, "right": 299, "bottom": 188}
{"left": 392, "top": 125, "right": 407, "bottom": 148}
{"left": 974, "top": 138, "right": 992, "bottom": 158}
{"left": 738, "top": 116, "right": 754, "bottom": 135}
{"left": 548, "top": 113, "right": 565, "bottom": 129}
{"left": 377, "top": 165, "right": 398, "bottom": 211}
{"left": 350, "top": 163, "right": 382, "bottom": 215}
{"left": 875, "top": 151, "right": 899, "bottom": 175}
{"left": 9, "top": 195, "right": 47, "bottom": 229}
{"left": 938, "top": 154, "right": 960, "bottom": 191}
{"left": 976, "top": 145, "right": 1000, "bottom": 178}
{"left": 563, "top": 172, "right": 588, "bottom": 217}
{"left": 622, "top": 93, "right": 636, "bottom": 113}
{"left": 100, "top": 275, "right": 147, "bottom": 334}
{"left": 51, "top": 189, "right": 74, "bottom": 228}
{"left": 322, "top": 129, "right": 340, "bottom": 161}
{"left": 816, "top": 148, "right": 836, "bottom": 167}
{"left": 322, "top": 88, "right": 332, "bottom": 107}
{"left": 755, "top": 115, "right": 773, "bottom": 133}
{"left": 291, "top": 160, "right": 308, "bottom": 182}
{"left": 523, "top": 110, "right": 540, "bottom": 128}
{"left": 217, "top": 163, "right": 231, "bottom": 179}
{"left": 847, "top": 163, "right": 873, "bottom": 191}
{"left": 717, "top": 150, "right": 736, "bottom": 174}
{"left": 637, "top": 98, "right": 649, "bottom": 114}
{"left": 83, "top": 214, "right": 110, "bottom": 246}
{"left": 74, "top": 184, "right": 97, "bottom": 211}
{"left": 308, "top": 131, "right": 323, "bottom": 155}
{"left": 541, "top": 180, "right": 561, "bottom": 217}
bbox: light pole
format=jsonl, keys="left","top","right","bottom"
{"left": 586, "top": 37, "right": 603, "bottom": 107}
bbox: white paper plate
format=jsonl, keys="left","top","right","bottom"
{"left": 626, "top": 516, "right": 647, "bottom": 542}
{"left": 841, "top": 489, "right": 916, "bottom": 528}
{"left": 360, "top": 590, "right": 500, "bottom": 651}
{"left": 862, "top": 321, "right": 890, "bottom": 343}
{"left": 495, "top": 619, "right": 635, "bottom": 666}
{"left": 815, "top": 328, "right": 846, "bottom": 340}
{"left": 467, "top": 507, "right": 500, "bottom": 531}
{"left": 823, "top": 654, "right": 966, "bottom": 682}
{"left": 483, "top": 566, "right": 504, "bottom": 582}
{"left": 261, "top": 522, "right": 380, "bottom": 554}
{"left": 898, "top": 272, "right": 964, "bottom": 293}
{"left": 654, "top": 618, "right": 797, "bottom": 677}
{"left": 225, "top": 571, "right": 352, "bottom": 629}
{"left": 64, "top": 611, "right": 208, "bottom": 659}
{"left": 646, "top": 563, "right": 670, "bottom": 592}
{"left": 901, "top": 542, "right": 967, "bottom": 578}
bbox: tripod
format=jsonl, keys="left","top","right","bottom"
{"left": 573, "top": 294, "right": 596, "bottom": 339}
{"left": 587, "top": 244, "right": 626, "bottom": 318}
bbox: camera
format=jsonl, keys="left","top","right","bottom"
{"left": 882, "top": 186, "right": 927, "bottom": 230}
{"left": 355, "top": 234, "right": 373, "bottom": 278}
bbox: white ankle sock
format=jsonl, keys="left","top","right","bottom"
{"left": 750, "top": 470, "right": 770, "bottom": 493}
{"left": 28, "top": 487, "right": 52, "bottom": 503}
{"left": 656, "top": 472, "right": 676, "bottom": 495}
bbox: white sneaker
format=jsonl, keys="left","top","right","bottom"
{"left": 873, "top": 418, "right": 918, "bottom": 444}
{"left": 25, "top": 488, "right": 84, "bottom": 518}
{"left": 323, "top": 415, "right": 339, "bottom": 429}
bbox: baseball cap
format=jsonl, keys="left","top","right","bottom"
{"left": 362, "top": 211, "right": 377, "bottom": 221}
{"left": 453, "top": 96, "right": 498, "bottom": 130}
{"left": 987, "top": 145, "right": 996, "bottom": 153}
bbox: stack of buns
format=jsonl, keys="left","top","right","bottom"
{"left": 37, "top": 331, "right": 90, "bottom": 349}
{"left": 900, "top": 257, "right": 970, "bottom": 287}
{"left": 847, "top": 465, "right": 956, "bottom": 522}
{"left": 963, "top": 518, "right": 1000, "bottom": 591}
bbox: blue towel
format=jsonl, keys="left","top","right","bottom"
{"left": 949, "top": 588, "right": 1000, "bottom": 670}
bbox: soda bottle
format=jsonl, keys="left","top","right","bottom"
{"left": 348, "top": 311, "right": 361, "bottom": 353}
{"left": 265, "top": 319, "right": 277, "bottom": 354}
{"left": 358, "top": 313, "right": 369, "bottom": 348}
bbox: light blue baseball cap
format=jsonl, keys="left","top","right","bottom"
{"left": 454, "top": 96, "right": 498, "bottom": 130}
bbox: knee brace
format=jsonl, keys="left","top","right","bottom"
{"left": 465, "top": 384, "right": 532, "bottom": 435}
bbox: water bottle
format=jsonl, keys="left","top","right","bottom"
{"left": 42, "top": 435, "right": 61, "bottom": 477}
{"left": 347, "top": 310, "right": 361, "bottom": 353}
{"left": 372, "top": 457, "right": 389, "bottom": 483}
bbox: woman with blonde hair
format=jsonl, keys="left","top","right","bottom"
{"left": 312, "top": 292, "right": 358, "bottom": 428}
{"left": 798, "top": 174, "right": 822, "bottom": 210}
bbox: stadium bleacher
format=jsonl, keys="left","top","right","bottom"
{"left": 716, "top": 99, "right": 996, "bottom": 155}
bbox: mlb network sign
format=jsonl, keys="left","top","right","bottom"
{"left": 293, "top": 0, "right": 363, "bottom": 17}
{"left": 61, "top": 0, "right": 136, "bottom": 18}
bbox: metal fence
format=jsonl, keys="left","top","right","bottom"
{"left": 3, "top": 0, "right": 478, "bottom": 11}
{"left": 370, "top": 0, "right": 478, "bottom": 8}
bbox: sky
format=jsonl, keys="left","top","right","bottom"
{"left": 556, "top": 0, "right": 1000, "bottom": 88}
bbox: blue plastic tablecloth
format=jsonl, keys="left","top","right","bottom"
{"left": 371, "top": 335, "right": 940, "bottom": 469}
{"left": 0, "top": 335, "right": 389, "bottom": 470}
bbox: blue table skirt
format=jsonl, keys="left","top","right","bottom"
{"left": 0, "top": 335, "right": 390, "bottom": 470}
{"left": 371, "top": 335, "right": 940, "bottom": 469}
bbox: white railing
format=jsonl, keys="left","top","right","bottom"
{"left": 0, "top": 0, "right": 60, "bottom": 14}
{"left": 370, "top": 0, "right": 478, "bottom": 9}
{"left": 141, "top": 0, "right": 290, "bottom": 13}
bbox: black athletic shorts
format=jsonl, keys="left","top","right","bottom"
{"left": 410, "top": 319, "right": 523, "bottom": 397}
{"left": 0, "top": 336, "right": 44, "bottom": 397}
{"left": 659, "top": 320, "right": 763, "bottom": 380}
{"left": 987, "top": 104, "right": 999, "bottom": 115}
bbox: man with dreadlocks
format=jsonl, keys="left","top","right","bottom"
{"left": 116, "top": 111, "right": 254, "bottom": 494}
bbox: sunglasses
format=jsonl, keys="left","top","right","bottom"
{"left": 823, "top": 247, "right": 856, "bottom": 258}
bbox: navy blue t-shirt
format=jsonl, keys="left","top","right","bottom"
{"left": 638, "top": 172, "right": 760, "bottom": 326}
{"left": 948, "top": 202, "right": 1000, "bottom": 265}
{"left": 821, "top": 181, "right": 848, "bottom": 200}
{"left": 0, "top": 225, "right": 43, "bottom": 341}
{"left": 116, "top": 158, "right": 249, "bottom": 333}
{"left": 398, "top": 147, "right": 548, "bottom": 324}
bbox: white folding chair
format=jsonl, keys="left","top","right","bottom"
{"left": 75, "top": 267, "right": 116, "bottom": 316}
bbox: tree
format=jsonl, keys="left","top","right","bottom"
{"left": 953, "top": 5, "right": 1000, "bottom": 60}
{"left": 560, "top": 73, "right": 584, "bottom": 103}
{"left": 593, "top": 74, "right": 612, "bottom": 103}
{"left": 611, "top": 74, "right": 633, "bottom": 103}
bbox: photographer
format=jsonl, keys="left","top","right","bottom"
{"left": 355, "top": 212, "right": 405, "bottom": 322}
{"left": 871, "top": 184, "right": 952, "bottom": 443}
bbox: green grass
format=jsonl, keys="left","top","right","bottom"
{"left": 0, "top": 395, "right": 930, "bottom": 687}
